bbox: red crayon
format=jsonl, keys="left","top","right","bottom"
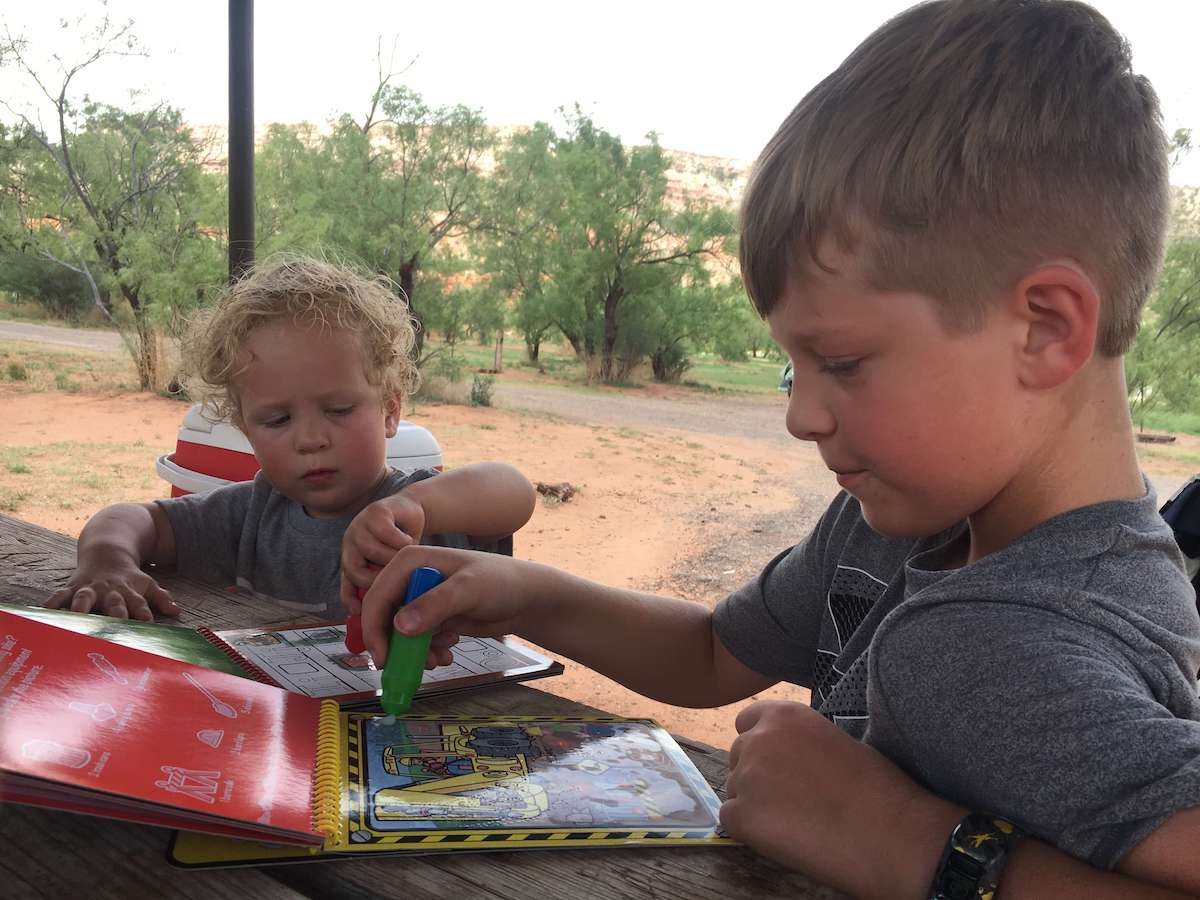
{"left": 344, "top": 562, "right": 382, "bottom": 654}
{"left": 344, "top": 609, "right": 365, "bottom": 654}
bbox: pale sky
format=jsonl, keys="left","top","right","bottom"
{"left": 3, "top": 1, "right": 1198, "bottom": 183}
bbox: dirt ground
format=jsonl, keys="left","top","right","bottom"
{"left": 0, "top": 386, "right": 836, "bottom": 749}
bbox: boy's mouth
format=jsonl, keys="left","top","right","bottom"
{"left": 302, "top": 468, "right": 336, "bottom": 483}
{"left": 831, "top": 468, "right": 867, "bottom": 489}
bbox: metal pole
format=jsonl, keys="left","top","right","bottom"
{"left": 228, "top": 0, "right": 254, "bottom": 281}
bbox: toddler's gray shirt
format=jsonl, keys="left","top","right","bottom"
{"left": 714, "top": 480, "right": 1200, "bottom": 869}
{"left": 158, "top": 469, "right": 491, "bottom": 619}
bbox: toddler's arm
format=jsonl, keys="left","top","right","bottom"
{"left": 400, "top": 460, "right": 535, "bottom": 541}
{"left": 358, "top": 543, "right": 776, "bottom": 708}
{"left": 45, "top": 502, "right": 179, "bottom": 621}
{"left": 340, "top": 463, "right": 535, "bottom": 610}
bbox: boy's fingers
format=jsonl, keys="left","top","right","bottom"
{"left": 145, "top": 584, "right": 179, "bottom": 617}
{"left": 45, "top": 587, "right": 74, "bottom": 609}
{"left": 99, "top": 590, "right": 129, "bottom": 620}
{"left": 69, "top": 586, "right": 97, "bottom": 614}
{"left": 340, "top": 550, "right": 380, "bottom": 585}
{"left": 429, "top": 630, "right": 461, "bottom": 651}
{"left": 427, "top": 646, "right": 454, "bottom": 668}
{"left": 340, "top": 575, "right": 361, "bottom": 614}
{"left": 354, "top": 535, "right": 400, "bottom": 569}
{"left": 367, "top": 519, "right": 411, "bottom": 550}
{"left": 733, "top": 700, "right": 771, "bottom": 734}
{"left": 125, "top": 595, "right": 154, "bottom": 622}
{"left": 361, "top": 545, "right": 467, "bottom": 664}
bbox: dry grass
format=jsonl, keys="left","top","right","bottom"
{"left": 1136, "top": 438, "right": 1200, "bottom": 471}
{"left": 0, "top": 339, "right": 142, "bottom": 394}
{"left": 0, "top": 440, "right": 161, "bottom": 517}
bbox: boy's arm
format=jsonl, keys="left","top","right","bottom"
{"left": 44, "top": 502, "right": 179, "bottom": 621}
{"left": 360, "top": 544, "right": 777, "bottom": 707}
{"left": 722, "top": 700, "right": 1200, "bottom": 900}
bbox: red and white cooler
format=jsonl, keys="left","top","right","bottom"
{"left": 156, "top": 404, "right": 443, "bottom": 497}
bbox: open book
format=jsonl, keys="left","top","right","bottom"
{"left": 0, "top": 601, "right": 562, "bottom": 707}
{"left": 0, "top": 609, "right": 730, "bottom": 866}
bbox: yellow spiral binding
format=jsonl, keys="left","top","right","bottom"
{"left": 311, "top": 699, "right": 343, "bottom": 843}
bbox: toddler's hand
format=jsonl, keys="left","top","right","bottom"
{"left": 45, "top": 563, "right": 179, "bottom": 622}
{"left": 340, "top": 494, "right": 425, "bottom": 611}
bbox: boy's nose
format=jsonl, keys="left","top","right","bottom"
{"left": 293, "top": 418, "right": 331, "bottom": 453}
{"left": 785, "top": 385, "right": 835, "bottom": 442}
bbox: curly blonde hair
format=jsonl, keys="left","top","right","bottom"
{"left": 180, "top": 256, "right": 420, "bottom": 421}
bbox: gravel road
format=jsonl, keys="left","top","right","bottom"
{"left": 492, "top": 381, "right": 792, "bottom": 447}
{"left": 0, "top": 319, "right": 793, "bottom": 447}
{"left": 2, "top": 318, "right": 1185, "bottom": 503}
{"left": 0, "top": 320, "right": 124, "bottom": 353}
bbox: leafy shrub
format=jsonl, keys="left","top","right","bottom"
{"left": 470, "top": 374, "right": 495, "bottom": 407}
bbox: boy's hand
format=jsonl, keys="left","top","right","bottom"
{"left": 340, "top": 493, "right": 426, "bottom": 611}
{"left": 722, "top": 700, "right": 961, "bottom": 900}
{"left": 359, "top": 544, "right": 537, "bottom": 668}
{"left": 45, "top": 562, "right": 179, "bottom": 622}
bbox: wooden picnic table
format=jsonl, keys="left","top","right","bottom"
{"left": 0, "top": 513, "right": 846, "bottom": 900}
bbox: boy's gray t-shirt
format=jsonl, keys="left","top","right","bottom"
{"left": 157, "top": 468, "right": 492, "bottom": 619}
{"left": 714, "top": 481, "right": 1200, "bottom": 870}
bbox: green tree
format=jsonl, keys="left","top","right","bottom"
{"left": 474, "top": 123, "right": 560, "bottom": 363}
{"left": 255, "top": 75, "right": 492, "bottom": 355}
{"left": 1126, "top": 237, "right": 1200, "bottom": 428}
{"left": 480, "top": 112, "right": 735, "bottom": 382}
{"left": 614, "top": 279, "right": 752, "bottom": 382}
{"left": 0, "top": 125, "right": 92, "bottom": 317}
{"left": 1, "top": 17, "right": 221, "bottom": 388}
{"left": 555, "top": 113, "right": 734, "bottom": 380}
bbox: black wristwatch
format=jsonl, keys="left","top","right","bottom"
{"left": 928, "top": 813, "right": 1024, "bottom": 900}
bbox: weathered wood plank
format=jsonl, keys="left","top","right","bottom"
{"left": 0, "top": 805, "right": 306, "bottom": 900}
{"left": 266, "top": 844, "right": 849, "bottom": 900}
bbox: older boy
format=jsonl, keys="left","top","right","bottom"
{"left": 359, "top": 2, "right": 1200, "bottom": 897}
{"left": 48, "top": 258, "right": 535, "bottom": 622}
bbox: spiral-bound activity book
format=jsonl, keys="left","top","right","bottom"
{"left": 0, "top": 601, "right": 562, "bottom": 707}
{"left": 0, "top": 610, "right": 730, "bottom": 866}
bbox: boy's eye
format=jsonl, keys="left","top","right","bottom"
{"left": 260, "top": 414, "right": 290, "bottom": 428}
{"left": 328, "top": 406, "right": 355, "bottom": 416}
{"left": 818, "top": 358, "right": 862, "bottom": 378}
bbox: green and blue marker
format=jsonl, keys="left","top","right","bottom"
{"left": 380, "top": 566, "right": 443, "bottom": 715}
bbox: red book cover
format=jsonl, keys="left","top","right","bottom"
{"left": 0, "top": 609, "right": 325, "bottom": 845}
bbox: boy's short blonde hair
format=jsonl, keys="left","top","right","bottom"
{"left": 181, "top": 257, "right": 420, "bottom": 421}
{"left": 740, "top": 0, "right": 1169, "bottom": 356}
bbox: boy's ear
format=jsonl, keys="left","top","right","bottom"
{"left": 383, "top": 392, "right": 403, "bottom": 438}
{"left": 1009, "top": 262, "right": 1100, "bottom": 390}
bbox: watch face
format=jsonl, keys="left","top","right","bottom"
{"left": 956, "top": 815, "right": 1017, "bottom": 863}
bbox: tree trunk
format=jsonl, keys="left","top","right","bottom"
{"left": 133, "top": 312, "right": 159, "bottom": 391}
{"left": 560, "top": 328, "right": 584, "bottom": 358}
{"left": 599, "top": 283, "right": 625, "bottom": 382}
{"left": 118, "top": 282, "right": 158, "bottom": 391}
{"left": 493, "top": 329, "right": 504, "bottom": 373}
{"left": 398, "top": 255, "right": 422, "bottom": 354}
